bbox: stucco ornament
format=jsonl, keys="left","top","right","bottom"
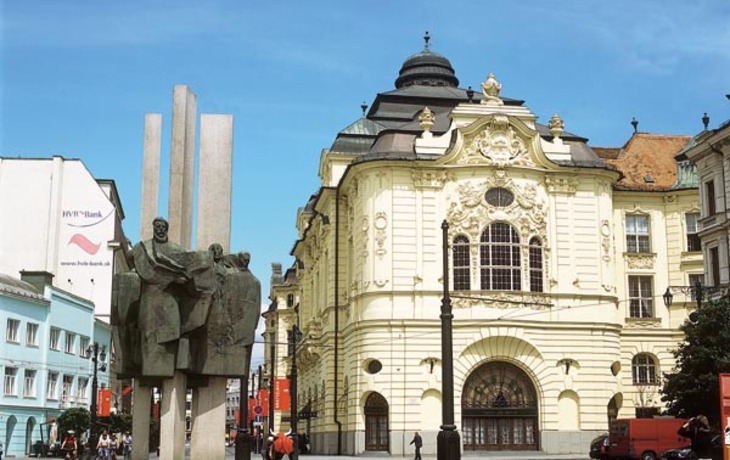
{"left": 548, "top": 113, "right": 564, "bottom": 139}
{"left": 419, "top": 106, "right": 435, "bottom": 135}
{"left": 459, "top": 116, "right": 531, "bottom": 167}
{"left": 625, "top": 253, "right": 656, "bottom": 269}
{"left": 480, "top": 72, "right": 504, "bottom": 106}
{"left": 452, "top": 291, "right": 552, "bottom": 310}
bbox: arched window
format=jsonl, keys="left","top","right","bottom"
{"left": 632, "top": 354, "right": 657, "bottom": 385}
{"left": 529, "top": 237, "right": 543, "bottom": 292}
{"left": 453, "top": 235, "right": 471, "bottom": 291}
{"left": 480, "top": 222, "right": 521, "bottom": 290}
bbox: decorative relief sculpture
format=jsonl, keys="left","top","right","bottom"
{"left": 457, "top": 116, "right": 532, "bottom": 168}
{"left": 412, "top": 170, "right": 447, "bottom": 189}
{"left": 625, "top": 253, "right": 656, "bottom": 269}
{"left": 452, "top": 291, "right": 552, "bottom": 310}
{"left": 544, "top": 175, "right": 578, "bottom": 194}
{"left": 600, "top": 220, "right": 612, "bottom": 261}
{"left": 374, "top": 212, "right": 388, "bottom": 258}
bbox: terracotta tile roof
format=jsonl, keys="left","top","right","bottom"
{"left": 596, "top": 133, "right": 692, "bottom": 191}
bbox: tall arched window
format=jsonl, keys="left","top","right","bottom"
{"left": 453, "top": 235, "right": 471, "bottom": 291}
{"left": 529, "top": 237, "right": 544, "bottom": 292}
{"left": 632, "top": 354, "right": 657, "bottom": 385}
{"left": 480, "top": 222, "right": 521, "bottom": 290}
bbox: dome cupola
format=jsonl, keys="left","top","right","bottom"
{"left": 394, "top": 32, "right": 459, "bottom": 89}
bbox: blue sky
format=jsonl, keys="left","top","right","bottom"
{"left": 2, "top": 1, "right": 729, "bottom": 364}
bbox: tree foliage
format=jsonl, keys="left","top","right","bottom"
{"left": 661, "top": 295, "right": 730, "bottom": 427}
{"left": 57, "top": 407, "right": 90, "bottom": 437}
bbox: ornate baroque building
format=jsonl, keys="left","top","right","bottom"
{"left": 263, "top": 39, "right": 702, "bottom": 456}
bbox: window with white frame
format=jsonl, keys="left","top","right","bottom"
{"left": 685, "top": 213, "right": 701, "bottom": 252}
{"left": 480, "top": 222, "right": 521, "bottom": 291}
{"left": 6, "top": 318, "right": 20, "bottom": 343}
{"left": 4, "top": 367, "right": 18, "bottom": 395}
{"left": 628, "top": 275, "right": 654, "bottom": 318}
{"left": 26, "top": 323, "right": 39, "bottom": 346}
{"left": 24, "top": 370, "right": 36, "bottom": 397}
{"left": 65, "top": 332, "right": 76, "bottom": 354}
{"left": 50, "top": 328, "right": 61, "bottom": 350}
{"left": 80, "top": 336, "right": 90, "bottom": 358}
{"left": 632, "top": 353, "right": 658, "bottom": 384}
{"left": 77, "top": 377, "right": 88, "bottom": 402}
{"left": 47, "top": 371, "right": 58, "bottom": 399}
{"left": 625, "top": 214, "right": 651, "bottom": 253}
{"left": 62, "top": 375, "right": 73, "bottom": 400}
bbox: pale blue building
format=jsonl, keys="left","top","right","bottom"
{"left": 0, "top": 272, "right": 110, "bottom": 457}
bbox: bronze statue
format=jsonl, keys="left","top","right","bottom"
{"left": 111, "top": 218, "right": 260, "bottom": 382}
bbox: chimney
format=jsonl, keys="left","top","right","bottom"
{"left": 20, "top": 270, "right": 54, "bottom": 293}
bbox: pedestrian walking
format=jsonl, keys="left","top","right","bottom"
{"left": 410, "top": 432, "right": 423, "bottom": 460}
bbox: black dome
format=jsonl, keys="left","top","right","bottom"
{"left": 394, "top": 49, "right": 459, "bottom": 89}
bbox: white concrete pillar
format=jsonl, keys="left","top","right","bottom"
{"left": 168, "top": 85, "right": 196, "bottom": 247}
{"left": 196, "top": 114, "right": 233, "bottom": 252}
{"left": 190, "top": 377, "right": 227, "bottom": 460}
{"left": 140, "top": 113, "right": 162, "bottom": 240}
{"left": 130, "top": 383, "right": 151, "bottom": 460}
{"left": 159, "top": 372, "right": 187, "bottom": 460}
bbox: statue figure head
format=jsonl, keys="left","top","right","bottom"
{"left": 208, "top": 243, "right": 224, "bottom": 263}
{"left": 152, "top": 217, "right": 169, "bottom": 243}
{"left": 238, "top": 251, "right": 251, "bottom": 270}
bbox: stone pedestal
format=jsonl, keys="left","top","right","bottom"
{"left": 159, "top": 372, "right": 188, "bottom": 460}
{"left": 130, "top": 383, "right": 151, "bottom": 460}
{"left": 190, "top": 377, "right": 227, "bottom": 460}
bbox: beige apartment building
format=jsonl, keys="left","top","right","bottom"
{"left": 263, "top": 42, "right": 702, "bottom": 456}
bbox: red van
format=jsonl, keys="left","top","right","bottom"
{"left": 605, "top": 418, "right": 691, "bottom": 460}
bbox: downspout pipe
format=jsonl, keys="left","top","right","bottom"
{"left": 334, "top": 186, "right": 342, "bottom": 454}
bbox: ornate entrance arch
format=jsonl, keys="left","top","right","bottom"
{"left": 461, "top": 361, "right": 539, "bottom": 451}
{"left": 364, "top": 392, "right": 389, "bottom": 452}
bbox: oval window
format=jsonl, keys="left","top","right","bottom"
{"left": 485, "top": 187, "right": 514, "bottom": 207}
{"left": 365, "top": 359, "right": 383, "bottom": 375}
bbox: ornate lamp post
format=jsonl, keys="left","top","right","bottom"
{"left": 437, "top": 220, "right": 461, "bottom": 460}
{"left": 288, "top": 325, "right": 302, "bottom": 460}
{"left": 86, "top": 342, "right": 107, "bottom": 453}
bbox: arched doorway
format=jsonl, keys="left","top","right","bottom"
{"left": 6, "top": 415, "right": 17, "bottom": 455}
{"left": 26, "top": 417, "right": 37, "bottom": 455}
{"left": 461, "top": 361, "right": 539, "bottom": 451}
{"left": 364, "top": 392, "right": 389, "bottom": 451}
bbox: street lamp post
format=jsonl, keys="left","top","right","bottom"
{"left": 288, "top": 325, "right": 302, "bottom": 460}
{"left": 437, "top": 220, "right": 460, "bottom": 460}
{"left": 86, "top": 343, "right": 107, "bottom": 454}
{"left": 236, "top": 354, "right": 252, "bottom": 460}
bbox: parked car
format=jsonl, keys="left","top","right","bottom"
{"left": 661, "top": 434, "right": 722, "bottom": 460}
{"left": 605, "top": 418, "right": 691, "bottom": 460}
{"left": 590, "top": 433, "right": 609, "bottom": 459}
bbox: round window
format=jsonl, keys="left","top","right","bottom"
{"left": 485, "top": 187, "right": 514, "bottom": 207}
{"left": 366, "top": 359, "right": 383, "bottom": 375}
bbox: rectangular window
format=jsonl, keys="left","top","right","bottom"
{"left": 6, "top": 318, "right": 20, "bottom": 343}
{"left": 77, "top": 378, "right": 88, "bottom": 402}
{"left": 47, "top": 372, "right": 58, "bottom": 400}
{"left": 24, "top": 370, "right": 36, "bottom": 397}
{"left": 50, "top": 328, "right": 61, "bottom": 351}
{"left": 65, "top": 332, "right": 76, "bottom": 354}
{"left": 26, "top": 323, "right": 39, "bottom": 346}
{"left": 706, "top": 180, "right": 716, "bottom": 216}
{"left": 626, "top": 215, "right": 651, "bottom": 253}
{"left": 685, "top": 213, "right": 702, "bottom": 252}
{"left": 4, "top": 367, "right": 18, "bottom": 396}
{"left": 710, "top": 247, "right": 721, "bottom": 286}
{"left": 629, "top": 276, "right": 654, "bottom": 318}
{"left": 80, "top": 336, "right": 90, "bottom": 358}
{"left": 62, "top": 375, "right": 73, "bottom": 400}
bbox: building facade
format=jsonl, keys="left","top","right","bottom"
{"left": 0, "top": 156, "right": 128, "bottom": 321}
{"left": 264, "top": 42, "right": 702, "bottom": 456}
{"left": 682, "top": 116, "right": 730, "bottom": 289}
{"left": 0, "top": 274, "right": 111, "bottom": 457}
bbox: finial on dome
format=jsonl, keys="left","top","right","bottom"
{"left": 424, "top": 31, "right": 431, "bottom": 51}
{"left": 361, "top": 101, "right": 368, "bottom": 115}
{"left": 480, "top": 73, "right": 503, "bottom": 106}
{"left": 702, "top": 112, "right": 710, "bottom": 130}
{"left": 631, "top": 117, "right": 638, "bottom": 133}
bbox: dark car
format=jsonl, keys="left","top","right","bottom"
{"left": 661, "top": 434, "right": 722, "bottom": 460}
{"left": 590, "top": 433, "right": 609, "bottom": 459}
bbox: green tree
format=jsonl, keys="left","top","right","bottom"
{"left": 661, "top": 295, "right": 730, "bottom": 427}
{"left": 57, "top": 407, "right": 90, "bottom": 437}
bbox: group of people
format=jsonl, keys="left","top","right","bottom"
{"left": 60, "top": 429, "right": 132, "bottom": 460}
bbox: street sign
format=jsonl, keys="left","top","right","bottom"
{"left": 254, "top": 405, "right": 263, "bottom": 415}
{"left": 254, "top": 415, "right": 263, "bottom": 423}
